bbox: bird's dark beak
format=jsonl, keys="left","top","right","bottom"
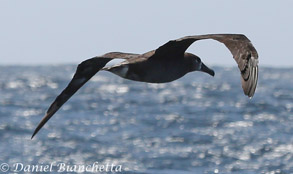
{"left": 200, "top": 63, "right": 215, "bottom": 76}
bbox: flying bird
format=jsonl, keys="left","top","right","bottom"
{"left": 31, "top": 34, "right": 259, "bottom": 138}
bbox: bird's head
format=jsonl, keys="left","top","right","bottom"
{"left": 185, "top": 53, "right": 215, "bottom": 77}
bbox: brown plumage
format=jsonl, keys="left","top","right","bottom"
{"left": 32, "top": 34, "right": 258, "bottom": 138}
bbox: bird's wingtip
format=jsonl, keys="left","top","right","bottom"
{"left": 31, "top": 125, "right": 41, "bottom": 139}
{"left": 31, "top": 133, "right": 36, "bottom": 139}
{"left": 31, "top": 109, "right": 56, "bottom": 139}
{"left": 31, "top": 123, "right": 42, "bottom": 139}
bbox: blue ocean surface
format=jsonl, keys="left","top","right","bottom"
{"left": 0, "top": 65, "right": 293, "bottom": 174}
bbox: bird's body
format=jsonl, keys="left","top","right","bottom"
{"left": 105, "top": 52, "right": 205, "bottom": 83}
{"left": 32, "top": 34, "right": 259, "bottom": 138}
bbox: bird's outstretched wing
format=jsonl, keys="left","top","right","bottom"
{"left": 31, "top": 52, "right": 138, "bottom": 139}
{"left": 154, "top": 34, "right": 259, "bottom": 98}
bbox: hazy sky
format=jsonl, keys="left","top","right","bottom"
{"left": 0, "top": 1, "right": 292, "bottom": 66}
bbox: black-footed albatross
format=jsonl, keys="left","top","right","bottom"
{"left": 31, "top": 34, "right": 259, "bottom": 138}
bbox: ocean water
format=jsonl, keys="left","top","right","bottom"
{"left": 0, "top": 65, "right": 292, "bottom": 174}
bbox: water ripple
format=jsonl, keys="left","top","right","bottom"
{"left": 0, "top": 66, "right": 293, "bottom": 173}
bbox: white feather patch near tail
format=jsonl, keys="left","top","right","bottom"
{"left": 104, "top": 59, "right": 125, "bottom": 68}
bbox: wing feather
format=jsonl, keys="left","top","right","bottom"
{"left": 32, "top": 52, "right": 138, "bottom": 138}
{"left": 154, "top": 34, "right": 259, "bottom": 98}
